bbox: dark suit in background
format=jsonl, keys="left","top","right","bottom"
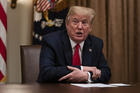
{"left": 38, "top": 30, "right": 111, "bottom": 83}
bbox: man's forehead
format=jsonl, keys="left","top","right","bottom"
{"left": 71, "top": 14, "right": 90, "bottom": 20}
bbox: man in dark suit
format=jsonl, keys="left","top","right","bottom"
{"left": 38, "top": 6, "right": 111, "bottom": 83}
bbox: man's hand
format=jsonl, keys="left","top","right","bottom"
{"left": 83, "top": 66, "right": 101, "bottom": 80}
{"left": 58, "top": 66, "right": 88, "bottom": 82}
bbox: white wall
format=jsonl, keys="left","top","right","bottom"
{"left": 7, "top": 0, "right": 33, "bottom": 83}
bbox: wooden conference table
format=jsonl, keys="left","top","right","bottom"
{"left": 0, "top": 83, "right": 139, "bottom": 93}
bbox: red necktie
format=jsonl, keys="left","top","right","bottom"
{"left": 72, "top": 44, "right": 81, "bottom": 66}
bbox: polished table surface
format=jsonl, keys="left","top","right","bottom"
{"left": 0, "top": 83, "right": 140, "bottom": 93}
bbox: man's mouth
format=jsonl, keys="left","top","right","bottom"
{"left": 76, "top": 32, "right": 83, "bottom": 35}
{"left": 76, "top": 32, "right": 83, "bottom": 37}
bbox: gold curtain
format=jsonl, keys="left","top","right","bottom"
{"left": 69, "top": 0, "right": 140, "bottom": 83}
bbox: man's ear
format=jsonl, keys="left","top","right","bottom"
{"left": 65, "top": 20, "right": 68, "bottom": 29}
{"left": 89, "top": 26, "right": 92, "bottom": 33}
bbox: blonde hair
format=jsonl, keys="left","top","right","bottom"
{"left": 66, "top": 6, "right": 96, "bottom": 24}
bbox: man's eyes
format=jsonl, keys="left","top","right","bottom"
{"left": 72, "top": 19, "right": 79, "bottom": 24}
{"left": 72, "top": 19, "right": 88, "bottom": 25}
{"left": 82, "top": 21, "right": 88, "bottom": 24}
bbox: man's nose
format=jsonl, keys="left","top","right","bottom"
{"left": 77, "top": 22, "right": 83, "bottom": 29}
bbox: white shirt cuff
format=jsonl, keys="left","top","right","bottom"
{"left": 80, "top": 66, "right": 83, "bottom": 71}
{"left": 87, "top": 72, "right": 92, "bottom": 83}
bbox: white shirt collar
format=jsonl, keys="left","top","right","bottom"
{"left": 69, "top": 37, "right": 84, "bottom": 50}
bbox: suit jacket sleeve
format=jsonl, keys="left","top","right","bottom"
{"left": 92, "top": 40, "right": 111, "bottom": 83}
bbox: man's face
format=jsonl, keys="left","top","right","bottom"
{"left": 66, "top": 14, "right": 92, "bottom": 43}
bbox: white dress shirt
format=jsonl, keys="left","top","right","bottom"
{"left": 69, "top": 38, "right": 84, "bottom": 64}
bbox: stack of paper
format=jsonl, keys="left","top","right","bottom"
{"left": 71, "top": 83, "right": 130, "bottom": 88}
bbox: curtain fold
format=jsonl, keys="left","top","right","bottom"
{"left": 135, "top": 0, "right": 140, "bottom": 82}
{"left": 69, "top": 0, "right": 140, "bottom": 83}
{"left": 107, "top": 0, "right": 130, "bottom": 83}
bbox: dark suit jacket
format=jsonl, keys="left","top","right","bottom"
{"left": 37, "top": 30, "right": 111, "bottom": 83}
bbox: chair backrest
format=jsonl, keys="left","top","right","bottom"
{"left": 20, "top": 45, "right": 41, "bottom": 83}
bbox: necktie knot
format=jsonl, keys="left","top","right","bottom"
{"left": 75, "top": 44, "right": 80, "bottom": 49}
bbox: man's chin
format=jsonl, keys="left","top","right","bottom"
{"left": 73, "top": 37, "right": 85, "bottom": 43}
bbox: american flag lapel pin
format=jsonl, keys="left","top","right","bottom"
{"left": 89, "top": 48, "right": 92, "bottom": 52}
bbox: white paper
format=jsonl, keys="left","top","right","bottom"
{"left": 109, "top": 83, "right": 131, "bottom": 87}
{"left": 71, "top": 83, "right": 130, "bottom": 88}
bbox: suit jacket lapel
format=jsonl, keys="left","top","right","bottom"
{"left": 82, "top": 36, "right": 93, "bottom": 66}
{"left": 62, "top": 31, "right": 73, "bottom": 65}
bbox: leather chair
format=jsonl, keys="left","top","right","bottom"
{"left": 20, "top": 45, "right": 41, "bottom": 83}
